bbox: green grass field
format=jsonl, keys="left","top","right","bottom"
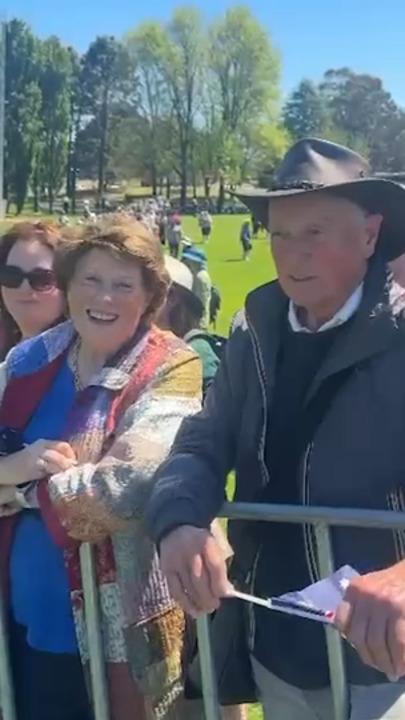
{"left": 181, "top": 215, "right": 277, "bottom": 335}
{"left": 182, "top": 215, "right": 276, "bottom": 720}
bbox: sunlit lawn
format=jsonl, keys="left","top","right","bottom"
{"left": 182, "top": 214, "right": 276, "bottom": 335}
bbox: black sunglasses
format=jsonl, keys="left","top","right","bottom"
{"left": 0, "top": 265, "right": 57, "bottom": 292}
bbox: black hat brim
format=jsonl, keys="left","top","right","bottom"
{"left": 235, "top": 178, "right": 405, "bottom": 261}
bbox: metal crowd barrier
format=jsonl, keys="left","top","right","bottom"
{"left": 0, "top": 543, "right": 111, "bottom": 720}
{"left": 1, "top": 502, "right": 405, "bottom": 720}
{"left": 197, "top": 501, "right": 405, "bottom": 720}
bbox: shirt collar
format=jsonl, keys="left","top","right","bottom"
{"left": 288, "top": 283, "right": 364, "bottom": 334}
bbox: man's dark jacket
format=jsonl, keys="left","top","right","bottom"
{"left": 147, "top": 257, "right": 405, "bottom": 686}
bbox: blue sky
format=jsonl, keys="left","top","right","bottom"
{"left": 3, "top": 0, "right": 405, "bottom": 105}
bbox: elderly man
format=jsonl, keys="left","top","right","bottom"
{"left": 147, "top": 139, "right": 405, "bottom": 719}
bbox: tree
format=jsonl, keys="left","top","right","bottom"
{"left": 320, "top": 68, "right": 401, "bottom": 170}
{"left": 5, "top": 20, "right": 42, "bottom": 213}
{"left": 81, "top": 36, "right": 134, "bottom": 200}
{"left": 283, "top": 80, "right": 329, "bottom": 139}
{"left": 382, "top": 112, "right": 405, "bottom": 171}
{"left": 206, "top": 6, "right": 281, "bottom": 204}
{"left": 109, "top": 113, "right": 174, "bottom": 190}
{"left": 210, "top": 6, "right": 280, "bottom": 134}
{"left": 37, "top": 37, "right": 73, "bottom": 212}
{"left": 159, "top": 8, "right": 206, "bottom": 208}
{"left": 251, "top": 122, "right": 291, "bottom": 184}
{"left": 125, "top": 22, "right": 172, "bottom": 195}
{"left": 193, "top": 118, "right": 225, "bottom": 199}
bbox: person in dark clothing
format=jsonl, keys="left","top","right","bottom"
{"left": 251, "top": 215, "right": 262, "bottom": 238}
{"left": 240, "top": 220, "right": 252, "bottom": 261}
{"left": 147, "top": 139, "right": 405, "bottom": 719}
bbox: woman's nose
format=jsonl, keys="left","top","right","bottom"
{"left": 96, "top": 284, "right": 114, "bottom": 302}
{"left": 19, "top": 279, "right": 34, "bottom": 293}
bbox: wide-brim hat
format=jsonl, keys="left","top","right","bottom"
{"left": 236, "top": 138, "right": 405, "bottom": 260}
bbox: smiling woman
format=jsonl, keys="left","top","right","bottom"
{"left": 55, "top": 219, "right": 169, "bottom": 387}
{"left": 0, "top": 216, "right": 203, "bottom": 720}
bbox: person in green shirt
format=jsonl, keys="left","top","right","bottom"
{"left": 158, "top": 256, "right": 220, "bottom": 399}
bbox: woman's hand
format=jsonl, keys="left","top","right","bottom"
{"left": 0, "top": 485, "right": 20, "bottom": 517}
{"left": 0, "top": 440, "right": 77, "bottom": 486}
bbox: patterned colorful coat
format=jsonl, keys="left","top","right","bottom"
{"left": 0, "top": 321, "right": 202, "bottom": 720}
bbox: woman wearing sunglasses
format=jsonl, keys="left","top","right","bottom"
{"left": 0, "top": 222, "right": 65, "bottom": 359}
{"left": 0, "top": 217, "right": 201, "bottom": 720}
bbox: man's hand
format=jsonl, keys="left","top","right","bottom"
{"left": 159, "top": 525, "right": 234, "bottom": 618}
{"left": 335, "top": 561, "right": 405, "bottom": 680}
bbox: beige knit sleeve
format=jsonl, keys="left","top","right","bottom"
{"left": 47, "top": 352, "right": 202, "bottom": 543}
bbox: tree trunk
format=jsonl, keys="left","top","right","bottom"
{"left": 217, "top": 174, "right": 225, "bottom": 213}
{"left": 48, "top": 186, "right": 54, "bottom": 214}
{"left": 49, "top": 131, "right": 56, "bottom": 215}
{"left": 97, "top": 89, "right": 109, "bottom": 203}
{"left": 180, "top": 145, "right": 187, "bottom": 210}
{"left": 71, "top": 169, "right": 77, "bottom": 214}
{"left": 166, "top": 177, "right": 171, "bottom": 199}
{"left": 32, "top": 167, "right": 39, "bottom": 213}
{"left": 70, "top": 110, "right": 81, "bottom": 214}
{"left": 66, "top": 109, "right": 74, "bottom": 199}
{"left": 204, "top": 176, "right": 210, "bottom": 199}
{"left": 151, "top": 164, "right": 158, "bottom": 197}
{"left": 192, "top": 170, "right": 197, "bottom": 199}
{"left": 16, "top": 194, "right": 24, "bottom": 215}
{"left": 16, "top": 170, "right": 29, "bottom": 214}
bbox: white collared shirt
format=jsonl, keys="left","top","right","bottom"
{"left": 288, "top": 284, "right": 364, "bottom": 334}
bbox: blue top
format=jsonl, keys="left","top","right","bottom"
{"left": 10, "top": 359, "right": 78, "bottom": 654}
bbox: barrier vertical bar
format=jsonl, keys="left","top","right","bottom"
{"left": 0, "top": 579, "right": 16, "bottom": 720}
{"left": 196, "top": 615, "right": 222, "bottom": 720}
{"left": 314, "top": 522, "right": 349, "bottom": 720}
{"left": 80, "top": 543, "right": 110, "bottom": 720}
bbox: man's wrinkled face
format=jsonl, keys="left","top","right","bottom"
{"left": 269, "top": 192, "right": 383, "bottom": 321}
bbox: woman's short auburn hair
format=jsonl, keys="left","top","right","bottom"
{"left": 55, "top": 217, "right": 170, "bottom": 325}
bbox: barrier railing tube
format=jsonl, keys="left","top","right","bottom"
{"left": 1, "top": 502, "right": 405, "bottom": 720}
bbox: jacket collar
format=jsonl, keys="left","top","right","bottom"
{"left": 245, "top": 256, "right": 405, "bottom": 403}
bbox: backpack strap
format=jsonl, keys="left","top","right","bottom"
{"left": 184, "top": 329, "right": 210, "bottom": 344}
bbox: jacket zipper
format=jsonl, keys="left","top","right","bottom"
{"left": 301, "top": 442, "right": 320, "bottom": 583}
{"left": 245, "top": 313, "right": 270, "bottom": 489}
{"left": 245, "top": 313, "right": 270, "bottom": 651}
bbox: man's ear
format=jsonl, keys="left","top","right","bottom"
{"left": 364, "top": 213, "right": 384, "bottom": 258}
